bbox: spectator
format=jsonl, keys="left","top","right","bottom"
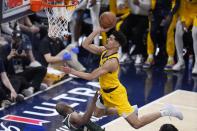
{"left": 0, "top": 58, "right": 24, "bottom": 108}
{"left": 1, "top": 20, "right": 20, "bottom": 42}
{"left": 143, "top": 0, "right": 180, "bottom": 70}
{"left": 117, "top": 0, "right": 150, "bottom": 65}
{"left": 39, "top": 35, "right": 86, "bottom": 71}
{"left": 0, "top": 30, "right": 47, "bottom": 96}
{"left": 172, "top": 1, "right": 197, "bottom": 74}
{"left": 18, "top": 16, "right": 48, "bottom": 60}
{"left": 70, "top": 0, "right": 101, "bottom": 46}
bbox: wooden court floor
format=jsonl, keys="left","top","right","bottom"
{"left": 104, "top": 90, "right": 197, "bottom": 131}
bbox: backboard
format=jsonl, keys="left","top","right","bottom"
{"left": 0, "top": 0, "right": 32, "bottom": 23}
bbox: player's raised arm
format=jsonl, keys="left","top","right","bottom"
{"left": 74, "top": 91, "right": 99, "bottom": 126}
{"left": 82, "top": 27, "right": 107, "bottom": 55}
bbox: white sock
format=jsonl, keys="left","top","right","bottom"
{"left": 168, "top": 56, "right": 174, "bottom": 61}
{"left": 148, "top": 54, "right": 153, "bottom": 59}
{"left": 160, "top": 110, "right": 169, "bottom": 117}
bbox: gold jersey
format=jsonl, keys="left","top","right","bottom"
{"left": 99, "top": 50, "right": 120, "bottom": 90}
{"left": 98, "top": 50, "right": 134, "bottom": 116}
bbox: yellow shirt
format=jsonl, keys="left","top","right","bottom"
{"left": 98, "top": 51, "right": 134, "bottom": 116}
{"left": 99, "top": 50, "right": 120, "bottom": 90}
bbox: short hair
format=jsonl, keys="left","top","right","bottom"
{"left": 56, "top": 102, "right": 74, "bottom": 117}
{"left": 111, "top": 31, "right": 127, "bottom": 48}
{"left": 159, "top": 124, "right": 178, "bottom": 131}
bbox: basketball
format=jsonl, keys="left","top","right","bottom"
{"left": 99, "top": 12, "right": 117, "bottom": 29}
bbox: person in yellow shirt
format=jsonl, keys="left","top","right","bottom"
{"left": 61, "top": 27, "right": 183, "bottom": 129}
{"left": 172, "top": 0, "right": 197, "bottom": 74}
{"left": 143, "top": 0, "right": 180, "bottom": 70}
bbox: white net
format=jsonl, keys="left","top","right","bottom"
{"left": 44, "top": 0, "right": 77, "bottom": 38}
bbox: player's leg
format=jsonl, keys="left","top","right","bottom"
{"left": 143, "top": 31, "right": 155, "bottom": 69}
{"left": 172, "top": 20, "right": 185, "bottom": 71}
{"left": 164, "top": 15, "right": 177, "bottom": 71}
{"left": 125, "top": 104, "right": 183, "bottom": 129}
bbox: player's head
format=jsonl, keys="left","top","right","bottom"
{"left": 159, "top": 124, "right": 178, "bottom": 131}
{"left": 56, "top": 102, "right": 74, "bottom": 117}
{"left": 106, "top": 31, "right": 127, "bottom": 49}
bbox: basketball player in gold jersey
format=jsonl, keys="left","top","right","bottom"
{"left": 59, "top": 27, "right": 183, "bottom": 129}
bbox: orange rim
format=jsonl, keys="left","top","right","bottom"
{"left": 31, "top": 0, "right": 78, "bottom": 12}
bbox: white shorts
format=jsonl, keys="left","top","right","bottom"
{"left": 96, "top": 95, "right": 106, "bottom": 109}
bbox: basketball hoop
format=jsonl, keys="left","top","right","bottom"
{"left": 31, "top": 0, "right": 79, "bottom": 38}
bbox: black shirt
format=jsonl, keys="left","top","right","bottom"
{"left": 39, "top": 36, "right": 65, "bottom": 67}
{"left": 0, "top": 59, "right": 5, "bottom": 73}
{"left": 0, "top": 59, "right": 5, "bottom": 87}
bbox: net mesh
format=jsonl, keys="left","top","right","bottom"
{"left": 44, "top": 0, "right": 78, "bottom": 38}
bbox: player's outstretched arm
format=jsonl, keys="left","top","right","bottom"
{"left": 63, "top": 65, "right": 108, "bottom": 80}
{"left": 63, "top": 59, "right": 117, "bottom": 80}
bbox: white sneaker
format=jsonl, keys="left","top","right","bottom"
{"left": 40, "top": 83, "right": 48, "bottom": 90}
{"left": 1, "top": 100, "right": 12, "bottom": 108}
{"left": 172, "top": 60, "right": 185, "bottom": 71}
{"left": 192, "top": 63, "right": 197, "bottom": 75}
{"left": 22, "top": 87, "right": 34, "bottom": 97}
{"left": 160, "top": 104, "right": 183, "bottom": 120}
{"left": 192, "top": 68, "right": 197, "bottom": 74}
{"left": 135, "top": 55, "right": 143, "bottom": 66}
